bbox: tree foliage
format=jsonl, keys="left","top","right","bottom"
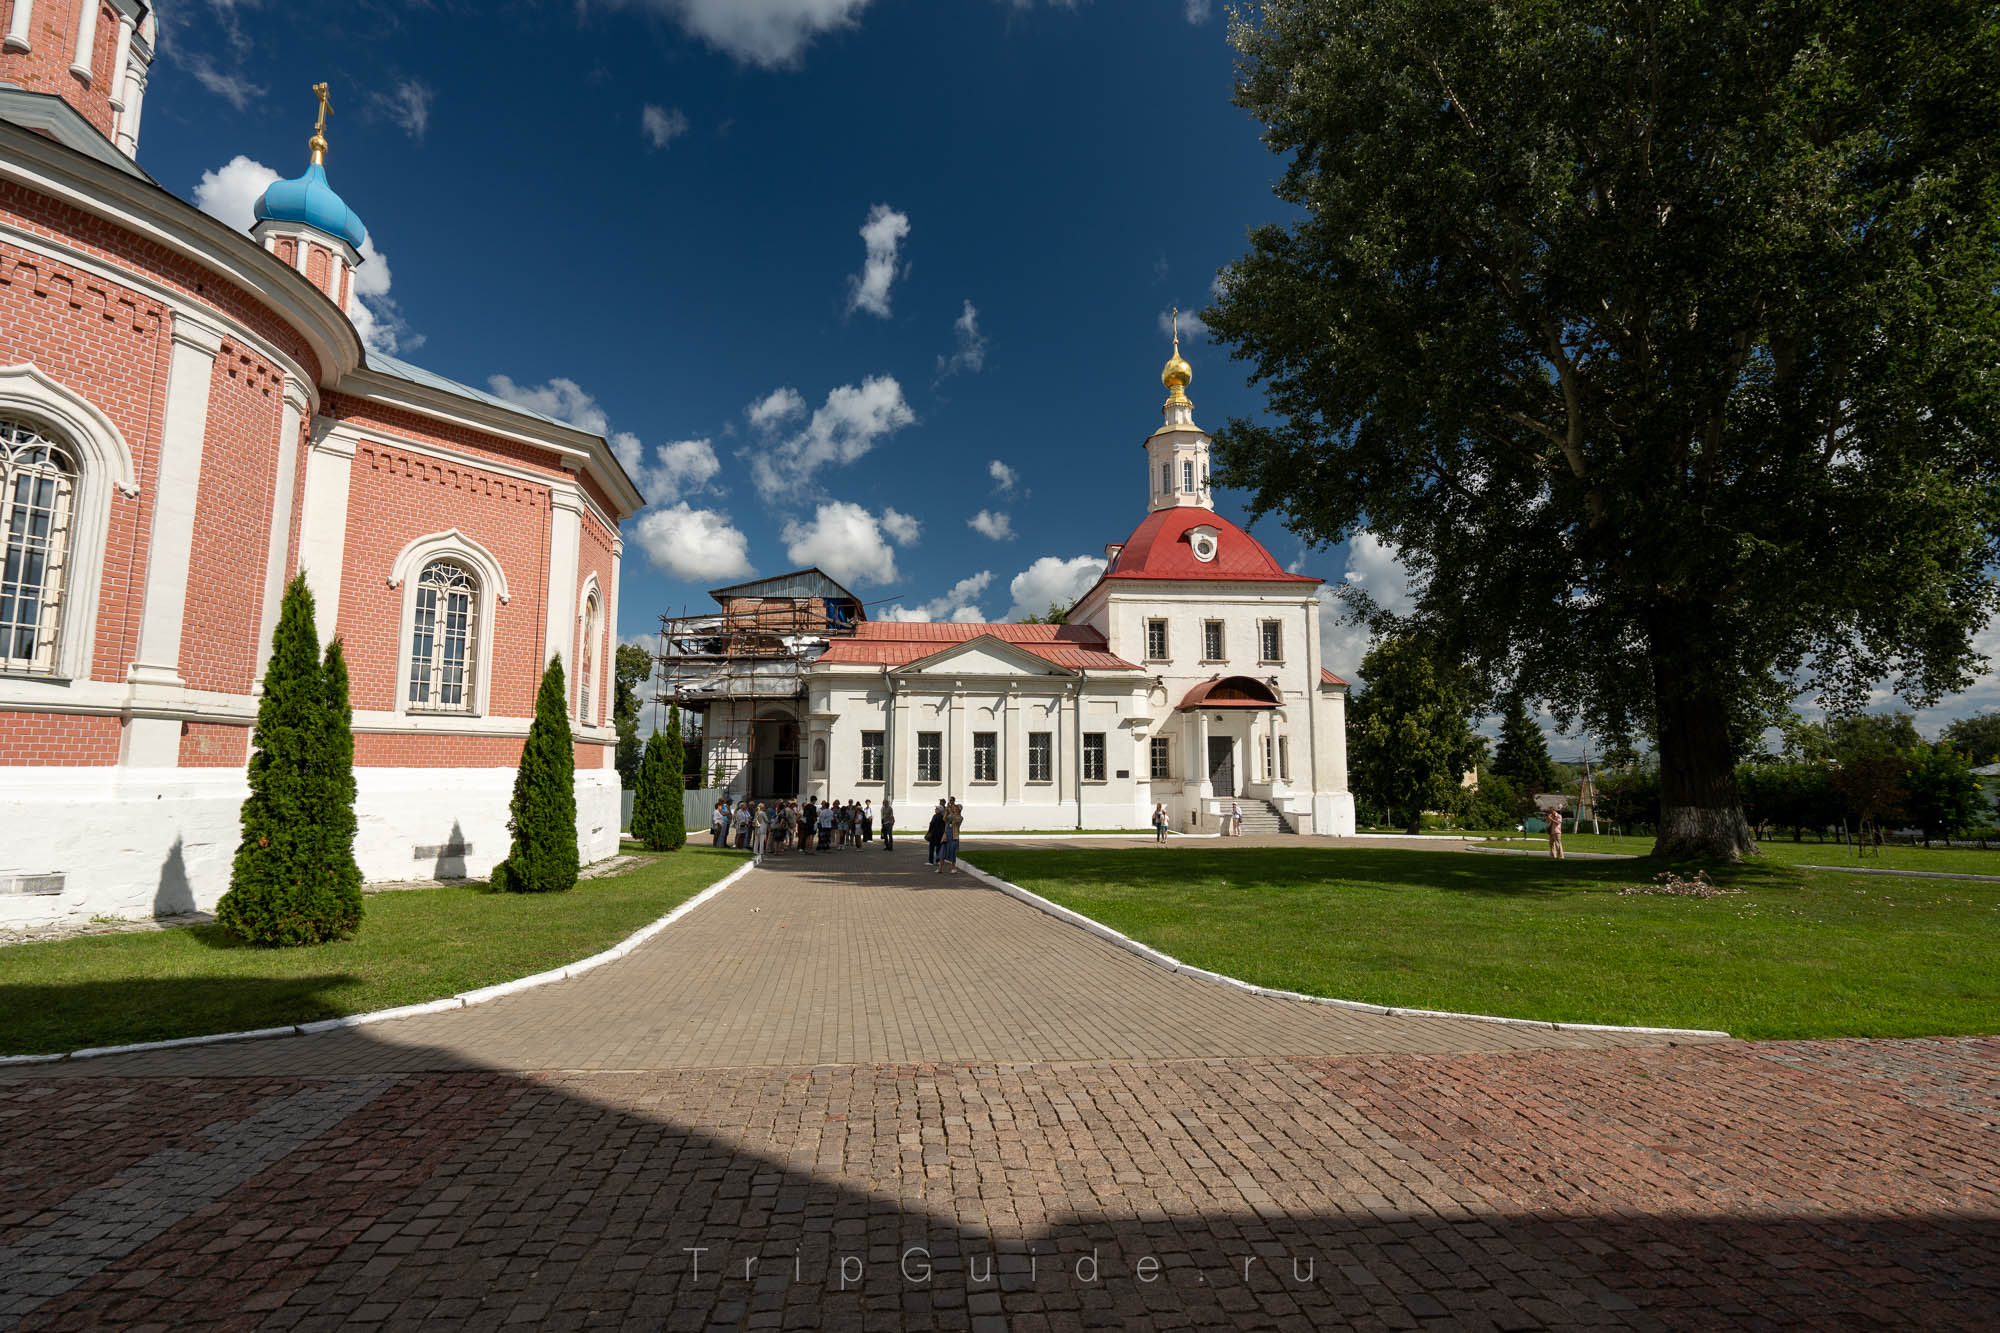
{"left": 1902, "top": 743, "right": 1983, "bottom": 845}
{"left": 1348, "top": 636, "right": 1481, "bottom": 833}
{"left": 216, "top": 575, "right": 362, "bottom": 945}
{"left": 1940, "top": 714, "right": 2000, "bottom": 765}
{"left": 493, "top": 655, "right": 579, "bottom": 893}
{"left": 1210, "top": 0, "right": 2000, "bottom": 861}
{"left": 632, "top": 707, "right": 686, "bottom": 852}
{"left": 1492, "top": 697, "right": 1559, "bottom": 796}
{"left": 1828, "top": 712, "right": 1921, "bottom": 763}
{"left": 614, "top": 642, "right": 651, "bottom": 788}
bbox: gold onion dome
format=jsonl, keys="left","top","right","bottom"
{"left": 1162, "top": 308, "right": 1193, "bottom": 398}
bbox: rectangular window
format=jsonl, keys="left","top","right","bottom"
{"left": 972, "top": 731, "right": 998, "bottom": 783}
{"left": 1279, "top": 735, "right": 1291, "bottom": 782}
{"left": 1149, "top": 736, "right": 1171, "bottom": 780}
{"left": 1182, "top": 459, "right": 1195, "bottom": 493}
{"left": 917, "top": 731, "right": 942, "bottom": 783}
{"left": 1083, "top": 732, "right": 1107, "bottom": 782}
{"left": 1145, "top": 618, "right": 1168, "bottom": 661}
{"left": 860, "top": 730, "right": 885, "bottom": 782}
{"left": 1160, "top": 462, "right": 1171, "bottom": 495}
{"left": 1027, "top": 731, "right": 1052, "bottom": 783}
{"left": 1263, "top": 735, "right": 1274, "bottom": 781}
{"left": 1202, "top": 620, "right": 1224, "bottom": 661}
{"left": 1260, "top": 620, "right": 1282, "bottom": 663}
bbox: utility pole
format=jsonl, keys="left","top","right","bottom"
{"left": 1581, "top": 732, "right": 1599, "bottom": 836}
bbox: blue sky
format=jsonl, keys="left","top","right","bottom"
{"left": 146, "top": 0, "right": 1994, "bottom": 733}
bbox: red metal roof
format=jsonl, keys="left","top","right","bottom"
{"left": 1320, "top": 667, "right": 1348, "bottom": 686}
{"left": 1177, "top": 676, "right": 1281, "bottom": 710}
{"left": 1100, "top": 508, "right": 1322, "bottom": 585}
{"left": 815, "top": 622, "right": 1140, "bottom": 671}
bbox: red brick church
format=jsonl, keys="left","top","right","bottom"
{"left": 0, "top": 2, "right": 642, "bottom": 922}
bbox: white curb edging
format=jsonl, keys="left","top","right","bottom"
{"left": 957, "top": 858, "right": 1730, "bottom": 1041}
{"left": 8, "top": 856, "right": 761, "bottom": 1068}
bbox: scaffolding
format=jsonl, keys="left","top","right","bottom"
{"left": 654, "top": 596, "right": 860, "bottom": 710}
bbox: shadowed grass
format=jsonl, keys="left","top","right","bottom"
{"left": 0, "top": 847, "right": 747, "bottom": 1056}
{"left": 1472, "top": 832, "right": 2000, "bottom": 875}
{"left": 966, "top": 847, "right": 2000, "bottom": 1039}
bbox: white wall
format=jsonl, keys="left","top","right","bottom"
{"left": 0, "top": 766, "right": 621, "bottom": 926}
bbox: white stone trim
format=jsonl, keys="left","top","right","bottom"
{"left": 297, "top": 416, "right": 353, "bottom": 646}
{"left": 252, "top": 377, "right": 309, "bottom": 685}
{"left": 544, "top": 489, "right": 582, "bottom": 669}
{"left": 106, "top": 11, "right": 131, "bottom": 109}
{"left": 0, "top": 363, "right": 138, "bottom": 692}
{"left": 3, "top": 0, "right": 31, "bottom": 52}
{"left": 69, "top": 0, "right": 97, "bottom": 81}
{"left": 386, "top": 530, "right": 511, "bottom": 720}
{"left": 323, "top": 419, "right": 620, "bottom": 541}
{"left": 575, "top": 572, "right": 602, "bottom": 726}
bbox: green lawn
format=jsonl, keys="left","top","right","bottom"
{"left": 966, "top": 847, "right": 2000, "bottom": 1039}
{"left": 0, "top": 846, "right": 747, "bottom": 1057}
{"left": 1473, "top": 832, "right": 2000, "bottom": 875}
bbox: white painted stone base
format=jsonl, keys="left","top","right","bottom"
{"left": 0, "top": 765, "right": 622, "bottom": 926}
{"left": 1313, "top": 791, "right": 1357, "bottom": 837}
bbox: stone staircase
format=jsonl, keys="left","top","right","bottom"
{"left": 1229, "top": 799, "right": 1295, "bottom": 835}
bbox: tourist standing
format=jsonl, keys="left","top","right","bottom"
{"left": 800, "top": 800, "right": 817, "bottom": 855}
{"left": 819, "top": 804, "right": 835, "bottom": 852}
{"left": 750, "top": 803, "right": 769, "bottom": 865}
{"left": 881, "top": 799, "right": 895, "bottom": 851}
{"left": 1230, "top": 799, "right": 1243, "bottom": 838}
{"left": 862, "top": 799, "right": 874, "bottom": 844}
{"left": 941, "top": 799, "right": 963, "bottom": 874}
{"left": 1548, "top": 807, "right": 1565, "bottom": 860}
{"left": 1152, "top": 803, "right": 1168, "bottom": 844}
{"left": 926, "top": 800, "right": 947, "bottom": 867}
{"left": 711, "top": 800, "right": 729, "bottom": 847}
{"left": 734, "top": 802, "right": 752, "bottom": 849}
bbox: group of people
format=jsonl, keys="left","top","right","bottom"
{"left": 707, "top": 793, "right": 969, "bottom": 873}
{"left": 711, "top": 796, "right": 896, "bottom": 864}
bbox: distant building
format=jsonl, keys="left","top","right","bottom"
{"left": 665, "top": 335, "right": 1355, "bottom": 834}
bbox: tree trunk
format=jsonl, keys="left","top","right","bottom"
{"left": 1648, "top": 618, "right": 1758, "bottom": 862}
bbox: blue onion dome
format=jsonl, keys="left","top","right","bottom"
{"left": 254, "top": 161, "right": 367, "bottom": 251}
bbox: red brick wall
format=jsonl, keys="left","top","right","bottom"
{"left": 274, "top": 238, "right": 297, "bottom": 267}
{"left": 0, "top": 2, "right": 121, "bottom": 140}
{"left": 575, "top": 510, "right": 616, "bottom": 728}
{"left": 0, "top": 709, "right": 119, "bottom": 764}
{"left": 0, "top": 183, "right": 324, "bottom": 387}
{"left": 306, "top": 245, "right": 329, "bottom": 296}
{"left": 333, "top": 426, "right": 554, "bottom": 718}
{"left": 355, "top": 734, "right": 523, "bottom": 768}
{"left": 178, "top": 721, "right": 248, "bottom": 767}
{"left": 179, "top": 341, "right": 282, "bottom": 693}
{"left": 0, "top": 240, "right": 169, "bottom": 685}
{"left": 576, "top": 739, "right": 611, "bottom": 770}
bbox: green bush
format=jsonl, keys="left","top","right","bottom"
{"left": 493, "top": 655, "right": 579, "bottom": 893}
{"left": 631, "top": 706, "right": 686, "bottom": 852}
{"left": 215, "top": 575, "right": 362, "bottom": 946}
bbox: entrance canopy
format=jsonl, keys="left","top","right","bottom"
{"left": 1177, "top": 676, "right": 1280, "bottom": 710}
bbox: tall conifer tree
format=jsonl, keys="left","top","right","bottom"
{"left": 1492, "top": 697, "right": 1559, "bottom": 797}
{"left": 321, "top": 639, "right": 365, "bottom": 932}
{"left": 493, "top": 654, "right": 579, "bottom": 892}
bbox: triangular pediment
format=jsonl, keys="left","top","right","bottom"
{"left": 892, "top": 635, "right": 1079, "bottom": 678}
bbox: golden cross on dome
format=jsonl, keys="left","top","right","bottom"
{"left": 309, "top": 82, "right": 332, "bottom": 164}
{"left": 1171, "top": 306, "right": 1181, "bottom": 356}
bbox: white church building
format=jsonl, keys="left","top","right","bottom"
{"left": 674, "top": 339, "right": 1355, "bottom": 835}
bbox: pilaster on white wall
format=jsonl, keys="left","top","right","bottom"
{"left": 601, "top": 533, "right": 623, "bottom": 734}
{"left": 254, "top": 379, "right": 309, "bottom": 682}
{"left": 297, "top": 416, "right": 355, "bottom": 646}
{"left": 543, "top": 485, "right": 583, "bottom": 668}
{"left": 4, "top": 0, "right": 33, "bottom": 52}
{"left": 106, "top": 11, "right": 130, "bottom": 107}
{"left": 69, "top": 0, "right": 98, "bottom": 81}
{"left": 114, "top": 66, "right": 144, "bottom": 155}
{"left": 127, "top": 318, "right": 220, "bottom": 692}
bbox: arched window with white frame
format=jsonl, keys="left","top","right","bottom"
{"left": 0, "top": 419, "right": 78, "bottom": 675}
{"left": 408, "top": 559, "right": 478, "bottom": 712}
{"left": 577, "top": 591, "right": 599, "bottom": 724}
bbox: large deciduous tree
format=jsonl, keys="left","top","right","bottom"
{"left": 1210, "top": 0, "right": 2000, "bottom": 860}
{"left": 1348, "top": 636, "right": 1481, "bottom": 833}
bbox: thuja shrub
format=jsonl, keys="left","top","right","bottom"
{"left": 493, "top": 654, "right": 579, "bottom": 893}
{"left": 216, "top": 576, "right": 363, "bottom": 945}
{"left": 633, "top": 706, "right": 687, "bottom": 852}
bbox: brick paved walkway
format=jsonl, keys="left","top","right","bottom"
{"left": 7, "top": 849, "right": 1693, "bottom": 1081}
{"left": 4, "top": 851, "right": 1996, "bottom": 1329}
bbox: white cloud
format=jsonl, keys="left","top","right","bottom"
{"left": 988, "top": 459, "right": 1017, "bottom": 493}
{"left": 183, "top": 53, "right": 263, "bottom": 110}
{"left": 591, "top": 0, "right": 873, "bottom": 69}
{"left": 1006, "top": 554, "right": 1105, "bottom": 621}
{"left": 879, "top": 570, "right": 993, "bottom": 623}
{"left": 641, "top": 104, "right": 690, "bottom": 149}
{"left": 969, "top": 509, "right": 1015, "bottom": 541}
{"left": 746, "top": 386, "right": 807, "bottom": 431}
{"left": 879, "top": 507, "right": 922, "bottom": 545}
{"left": 781, "top": 501, "right": 902, "bottom": 587}
{"left": 936, "top": 299, "right": 987, "bottom": 377}
{"left": 1318, "top": 531, "right": 1417, "bottom": 681}
{"left": 192, "top": 156, "right": 415, "bottom": 353}
{"left": 372, "top": 80, "right": 433, "bottom": 140}
{"left": 1184, "top": 0, "right": 1212, "bottom": 21}
{"left": 635, "top": 502, "right": 754, "bottom": 581}
{"left": 1159, "top": 306, "right": 1210, "bottom": 342}
{"left": 846, "top": 204, "right": 909, "bottom": 318}
{"left": 487, "top": 375, "right": 716, "bottom": 502}
{"left": 747, "top": 375, "right": 915, "bottom": 493}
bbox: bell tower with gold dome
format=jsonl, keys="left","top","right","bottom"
{"left": 1144, "top": 310, "right": 1214, "bottom": 513}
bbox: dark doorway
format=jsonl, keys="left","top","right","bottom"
{"left": 751, "top": 714, "right": 801, "bottom": 799}
{"left": 1207, "top": 736, "right": 1235, "bottom": 797}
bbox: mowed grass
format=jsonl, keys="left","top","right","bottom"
{"left": 966, "top": 847, "right": 2000, "bottom": 1039}
{"left": 1473, "top": 832, "right": 2000, "bottom": 875}
{"left": 0, "top": 846, "right": 746, "bottom": 1057}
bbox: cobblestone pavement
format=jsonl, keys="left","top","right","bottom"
{"left": 1, "top": 1039, "right": 1994, "bottom": 1330}
{"left": 4, "top": 851, "right": 1995, "bottom": 1329}
{"left": 4, "top": 849, "right": 1696, "bottom": 1081}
